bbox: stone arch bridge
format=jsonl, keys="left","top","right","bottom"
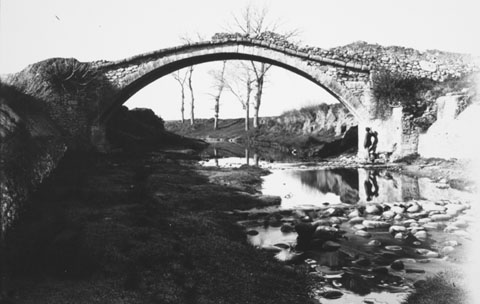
{"left": 2, "top": 32, "right": 478, "bottom": 159}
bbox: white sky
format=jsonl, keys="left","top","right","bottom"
{"left": 1, "top": 0, "right": 479, "bottom": 120}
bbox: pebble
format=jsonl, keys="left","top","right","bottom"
{"left": 423, "top": 222, "right": 442, "bottom": 230}
{"left": 355, "top": 230, "right": 371, "bottom": 238}
{"left": 407, "top": 204, "right": 421, "bottom": 213}
{"left": 349, "top": 217, "right": 365, "bottom": 225}
{"left": 431, "top": 214, "right": 452, "bottom": 222}
{"left": 389, "top": 226, "right": 407, "bottom": 233}
{"left": 246, "top": 230, "right": 259, "bottom": 236}
{"left": 414, "top": 231, "right": 427, "bottom": 240}
{"left": 402, "top": 219, "right": 417, "bottom": 227}
{"left": 382, "top": 211, "right": 396, "bottom": 220}
{"left": 416, "top": 249, "right": 439, "bottom": 258}
{"left": 418, "top": 218, "right": 432, "bottom": 224}
{"left": 363, "top": 220, "right": 390, "bottom": 229}
{"left": 367, "top": 240, "right": 382, "bottom": 246}
{"left": 353, "top": 224, "right": 367, "bottom": 230}
{"left": 366, "top": 205, "right": 381, "bottom": 214}
{"left": 348, "top": 210, "right": 360, "bottom": 218}
{"left": 325, "top": 207, "right": 344, "bottom": 217}
{"left": 441, "top": 246, "right": 455, "bottom": 254}
{"left": 280, "top": 223, "right": 295, "bottom": 233}
{"left": 390, "top": 260, "right": 404, "bottom": 270}
{"left": 410, "top": 227, "right": 425, "bottom": 234}
{"left": 320, "top": 290, "right": 343, "bottom": 300}
{"left": 391, "top": 206, "right": 405, "bottom": 214}
{"left": 329, "top": 217, "right": 342, "bottom": 225}
{"left": 385, "top": 245, "right": 403, "bottom": 251}
{"left": 394, "top": 233, "right": 404, "bottom": 239}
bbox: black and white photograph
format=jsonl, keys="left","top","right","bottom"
{"left": 1, "top": 0, "right": 479, "bottom": 303}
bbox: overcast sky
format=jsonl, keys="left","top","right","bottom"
{"left": 1, "top": 0, "right": 478, "bottom": 120}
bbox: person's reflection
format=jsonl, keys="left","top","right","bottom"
{"left": 364, "top": 170, "right": 379, "bottom": 201}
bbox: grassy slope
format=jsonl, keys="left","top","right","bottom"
{"left": 5, "top": 151, "right": 310, "bottom": 304}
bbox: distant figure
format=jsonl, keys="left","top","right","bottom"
{"left": 363, "top": 127, "right": 372, "bottom": 151}
{"left": 370, "top": 131, "right": 378, "bottom": 160}
{"left": 364, "top": 127, "right": 378, "bottom": 162}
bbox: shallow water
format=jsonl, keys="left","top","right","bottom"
{"left": 200, "top": 155, "right": 474, "bottom": 304}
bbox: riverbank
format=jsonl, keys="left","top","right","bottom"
{"left": 3, "top": 150, "right": 311, "bottom": 304}
{"left": 3, "top": 145, "right": 475, "bottom": 304}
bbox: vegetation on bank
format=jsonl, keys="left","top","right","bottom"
{"left": 107, "top": 106, "right": 206, "bottom": 152}
{"left": 165, "top": 103, "right": 358, "bottom": 159}
{"left": 4, "top": 151, "right": 311, "bottom": 304}
{"left": 372, "top": 70, "right": 478, "bottom": 131}
{"left": 403, "top": 271, "right": 468, "bottom": 304}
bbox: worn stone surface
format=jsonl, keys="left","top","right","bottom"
{"left": 2, "top": 34, "right": 479, "bottom": 158}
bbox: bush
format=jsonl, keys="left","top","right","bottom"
{"left": 372, "top": 69, "right": 434, "bottom": 117}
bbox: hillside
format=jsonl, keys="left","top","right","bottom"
{"left": 165, "top": 103, "right": 358, "bottom": 158}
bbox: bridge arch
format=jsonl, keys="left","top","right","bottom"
{"left": 96, "top": 41, "right": 372, "bottom": 125}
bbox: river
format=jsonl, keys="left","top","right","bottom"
{"left": 200, "top": 146, "right": 475, "bottom": 304}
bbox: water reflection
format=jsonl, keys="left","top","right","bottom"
{"left": 364, "top": 170, "right": 379, "bottom": 201}
{"left": 200, "top": 142, "right": 300, "bottom": 167}
{"left": 241, "top": 165, "right": 473, "bottom": 303}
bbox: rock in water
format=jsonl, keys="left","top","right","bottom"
{"left": 390, "top": 260, "right": 404, "bottom": 271}
{"left": 295, "top": 222, "right": 315, "bottom": 238}
{"left": 280, "top": 223, "right": 295, "bottom": 233}
{"left": 322, "top": 241, "right": 341, "bottom": 251}
{"left": 355, "top": 230, "right": 371, "bottom": 238}
{"left": 320, "top": 290, "right": 343, "bottom": 299}
{"left": 362, "top": 220, "right": 390, "bottom": 229}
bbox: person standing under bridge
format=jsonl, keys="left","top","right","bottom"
{"left": 364, "top": 127, "right": 378, "bottom": 162}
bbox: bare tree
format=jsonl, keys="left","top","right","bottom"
{"left": 187, "top": 65, "right": 195, "bottom": 125}
{"left": 225, "top": 62, "right": 255, "bottom": 131}
{"left": 172, "top": 69, "right": 189, "bottom": 123}
{"left": 178, "top": 33, "right": 205, "bottom": 126}
{"left": 208, "top": 61, "right": 227, "bottom": 130}
{"left": 227, "top": 4, "right": 299, "bottom": 128}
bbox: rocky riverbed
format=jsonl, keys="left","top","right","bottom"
{"left": 201, "top": 153, "right": 476, "bottom": 304}
{"left": 2, "top": 147, "right": 476, "bottom": 304}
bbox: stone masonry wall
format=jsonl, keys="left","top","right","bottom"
{"left": 0, "top": 95, "right": 67, "bottom": 233}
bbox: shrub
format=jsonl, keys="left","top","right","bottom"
{"left": 371, "top": 69, "right": 434, "bottom": 117}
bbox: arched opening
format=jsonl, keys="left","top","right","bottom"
{"left": 97, "top": 51, "right": 367, "bottom": 125}
{"left": 101, "top": 56, "right": 361, "bottom": 158}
